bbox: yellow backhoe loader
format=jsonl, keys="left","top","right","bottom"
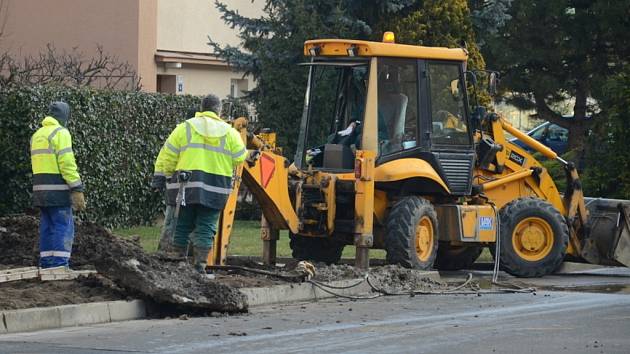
{"left": 208, "top": 32, "right": 630, "bottom": 277}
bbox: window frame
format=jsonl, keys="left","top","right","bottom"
{"left": 295, "top": 58, "right": 370, "bottom": 170}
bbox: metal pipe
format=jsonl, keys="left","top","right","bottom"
{"left": 482, "top": 169, "right": 534, "bottom": 191}
{"left": 501, "top": 119, "right": 558, "bottom": 160}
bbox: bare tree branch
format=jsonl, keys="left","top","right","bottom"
{"left": 0, "top": 44, "right": 142, "bottom": 90}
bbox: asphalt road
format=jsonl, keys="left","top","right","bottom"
{"left": 1, "top": 289, "right": 629, "bottom": 354}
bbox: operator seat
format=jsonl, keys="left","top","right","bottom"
{"left": 378, "top": 72, "right": 408, "bottom": 147}
{"left": 379, "top": 92, "right": 408, "bottom": 143}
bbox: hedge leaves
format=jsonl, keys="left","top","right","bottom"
{"left": 0, "top": 85, "right": 198, "bottom": 227}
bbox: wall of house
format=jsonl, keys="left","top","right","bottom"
{"left": 0, "top": 0, "right": 158, "bottom": 91}
{"left": 156, "top": 63, "right": 250, "bottom": 98}
{"left": 156, "top": 0, "right": 265, "bottom": 53}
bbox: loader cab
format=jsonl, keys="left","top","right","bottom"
{"left": 296, "top": 35, "right": 475, "bottom": 195}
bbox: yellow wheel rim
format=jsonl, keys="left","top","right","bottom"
{"left": 512, "top": 217, "right": 554, "bottom": 261}
{"left": 415, "top": 216, "right": 434, "bottom": 262}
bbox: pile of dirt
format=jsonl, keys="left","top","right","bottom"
{"left": 0, "top": 215, "right": 246, "bottom": 313}
{"left": 0, "top": 275, "right": 126, "bottom": 310}
{"left": 0, "top": 216, "right": 39, "bottom": 266}
{"left": 313, "top": 263, "right": 445, "bottom": 293}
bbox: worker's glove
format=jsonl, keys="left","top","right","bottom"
{"left": 71, "top": 191, "right": 86, "bottom": 211}
{"left": 151, "top": 175, "right": 167, "bottom": 192}
{"left": 246, "top": 150, "right": 260, "bottom": 167}
{"left": 337, "top": 122, "right": 357, "bottom": 137}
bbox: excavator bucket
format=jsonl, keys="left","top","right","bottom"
{"left": 585, "top": 198, "right": 630, "bottom": 267}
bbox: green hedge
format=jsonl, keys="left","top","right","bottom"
{"left": 0, "top": 85, "right": 199, "bottom": 227}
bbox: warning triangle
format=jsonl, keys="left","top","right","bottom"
{"left": 260, "top": 153, "right": 276, "bottom": 189}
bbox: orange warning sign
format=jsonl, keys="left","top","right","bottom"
{"left": 260, "top": 153, "right": 275, "bottom": 188}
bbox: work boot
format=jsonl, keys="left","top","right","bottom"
{"left": 193, "top": 247, "right": 214, "bottom": 279}
{"left": 171, "top": 245, "right": 187, "bottom": 258}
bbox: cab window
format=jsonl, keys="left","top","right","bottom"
{"left": 377, "top": 58, "right": 419, "bottom": 155}
{"left": 427, "top": 62, "right": 470, "bottom": 146}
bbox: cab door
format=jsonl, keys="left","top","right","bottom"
{"left": 424, "top": 60, "right": 475, "bottom": 195}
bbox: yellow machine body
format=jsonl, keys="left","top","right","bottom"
{"left": 207, "top": 35, "right": 629, "bottom": 275}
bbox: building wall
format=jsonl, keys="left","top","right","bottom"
{"left": 157, "top": 64, "right": 248, "bottom": 98}
{"left": 0, "top": 0, "right": 157, "bottom": 91}
{"left": 157, "top": 0, "right": 265, "bottom": 52}
{"left": 137, "top": 0, "right": 158, "bottom": 91}
{"left": 494, "top": 102, "right": 540, "bottom": 131}
{"left": 156, "top": 0, "right": 264, "bottom": 98}
{"left": 1, "top": 0, "right": 263, "bottom": 96}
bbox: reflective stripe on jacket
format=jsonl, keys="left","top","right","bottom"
{"left": 31, "top": 116, "right": 83, "bottom": 207}
{"left": 153, "top": 111, "right": 247, "bottom": 208}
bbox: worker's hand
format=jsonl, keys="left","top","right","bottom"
{"left": 71, "top": 191, "right": 86, "bottom": 211}
{"left": 246, "top": 150, "right": 260, "bottom": 167}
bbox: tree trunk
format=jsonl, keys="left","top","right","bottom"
{"left": 567, "top": 120, "right": 587, "bottom": 152}
{"left": 569, "top": 84, "right": 589, "bottom": 152}
{"left": 533, "top": 85, "right": 590, "bottom": 152}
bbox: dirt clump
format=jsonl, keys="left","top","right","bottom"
{"left": 313, "top": 263, "right": 445, "bottom": 293}
{"left": 218, "top": 260, "right": 446, "bottom": 293}
{"left": 0, "top": 215, "right": 246, "bottom": 313}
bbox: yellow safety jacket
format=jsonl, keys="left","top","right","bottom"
{"left": 153, "top": 111, "right": 247, "bottom": 208}
{"left": 30, "top": 116, "right": 83, "bottom": 207}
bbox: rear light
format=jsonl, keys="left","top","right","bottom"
{"left": 354, "top": 159, "right": 362, "bottom": 179}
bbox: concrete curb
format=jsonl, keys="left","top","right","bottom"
{"left": 0, "top": 271, "right": 441, "bottom": 333}
{"left": 0, "top": 300, "right": 146, "bottom": 334}
{"left": 240, "top": 271, "right": 441, "bottom": 307}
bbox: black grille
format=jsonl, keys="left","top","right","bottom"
{"left": 438, "top": 154, "right": 473, "bottom": 195}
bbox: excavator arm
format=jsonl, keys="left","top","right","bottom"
{"left": 485, "top": 115, "right": 630, "bottom": 267}
{"left": 209, "top": 118, "right": 299, "bottom": 265}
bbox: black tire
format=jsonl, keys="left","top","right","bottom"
{"left": 289, "top": 233, "right": 344, "bottom": 264}
{"left": 495, "top": 198, "right": 569, "bottom": 277}
{"left": 385, "top": 196, "right": 438, "bottom": 269}
{"left": 434, "top": 243, "right": 483, "bottom": 271}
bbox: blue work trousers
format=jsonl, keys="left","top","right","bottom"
{"left": 39, "top": 206, "right": 74, "bottom": 268}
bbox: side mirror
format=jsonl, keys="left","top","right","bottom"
{"left": 488, "top": 72, "right": 499, "bottom": 96}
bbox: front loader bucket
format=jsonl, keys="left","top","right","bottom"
{"left": 585, "top": 198, "right": 630, "bottom": 267}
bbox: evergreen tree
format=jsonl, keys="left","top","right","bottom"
{"left": 376, "top": 0, "right": 485, "bottom": 72}
{"left": 583, "top": 69, "right": 630, "bottom": 199}
{"left": 209, "top": 0, "right": 376, "bottom": 157}
{"left": 480, "top": 0, "right": 630, "bottom": 150}
{"left": 469, "top": 0, "right": 513, "bottom": 46}
{"left": 210, "top": 0, "right": 487, "bottom": 157}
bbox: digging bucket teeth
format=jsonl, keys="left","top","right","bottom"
{"left": 584, "top": 198, "right": 630, "bottom": 267}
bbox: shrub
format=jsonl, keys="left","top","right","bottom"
{"left": 0, "top": 85, "right": 199, "bottom": 227}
